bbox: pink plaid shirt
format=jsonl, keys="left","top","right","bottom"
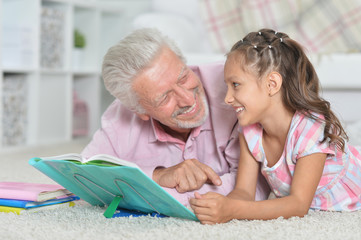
{"left": 243, "top": 111, "right": 361, "bottom": 211}
{"left": 82, "top": 62, "right": 269, "bottom": 205}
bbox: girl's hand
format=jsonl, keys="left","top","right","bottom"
{"left": 190, "top": 192, "right": 235, "bottom": 225}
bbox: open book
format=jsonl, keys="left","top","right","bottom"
{"left": 29, "top": 154, "right": 198, "bottom": 221}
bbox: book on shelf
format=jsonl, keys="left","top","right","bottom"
{"left": 29, "top": 153, "right": 198, "bottom": 221}
{"left": 0, "top": 201, "right": 76, "bottom": 215}
{"left": 0, "top": 182, "right": 74, "bottom": 202}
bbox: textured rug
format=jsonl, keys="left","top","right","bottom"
{"left": 1, "top": 200, "right": 361, "bottom": 240}
{"left": 1, "top": 140, "right": 361, "bottom": 240}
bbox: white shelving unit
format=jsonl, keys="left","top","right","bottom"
{"left": 0, "top": 0, "right": 151, "bottom": 149}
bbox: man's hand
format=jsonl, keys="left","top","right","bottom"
{"left": 153, "top": 159, "right": 222, "bottom": 193}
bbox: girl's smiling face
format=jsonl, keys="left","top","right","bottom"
{"left": 224, "top": 53, "right": 271, "bottom": 127}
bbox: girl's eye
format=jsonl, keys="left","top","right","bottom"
{"left": 232, "top": 82, "right": 240, "bottom": 88}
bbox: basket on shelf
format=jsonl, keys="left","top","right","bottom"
{"left": 72, "top": 91, "right": 89, "bottom": 137}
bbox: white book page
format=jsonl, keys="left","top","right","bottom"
{"left": 41, "top": 153, "right": 140, "bottom": 169}
{"left": 41, "top": 153, "right": 84, "bottom": 163}
{"left": 86, "top": 154, "right": 140, "bottom": 169}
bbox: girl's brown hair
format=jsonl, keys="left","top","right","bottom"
{"left": 228, "top": 28, "right": 348, "bottom": 151}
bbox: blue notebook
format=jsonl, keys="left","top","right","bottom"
{"left": 29, "top": 154, "right": 198, "bottom": 221}
{"left": 0, "top": 195, "right": 79, "bottom": 209}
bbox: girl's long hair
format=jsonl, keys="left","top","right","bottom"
{"left": 228, "top": 28, "right": 348, "bottom": 151}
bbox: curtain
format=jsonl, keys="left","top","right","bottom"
{"left": 199, "top": 0, "right": 361, "bottom": 54}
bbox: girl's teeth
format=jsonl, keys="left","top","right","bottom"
{"left": 236, "top": 107, "right": 244, "bottom": 113}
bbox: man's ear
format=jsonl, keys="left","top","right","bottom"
{"left": 267, "top": 71, "right": 282, "bottom": 96}
{"left": 136, "top": 113, "right": 150, "bottom": 121}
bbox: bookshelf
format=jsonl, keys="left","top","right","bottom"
{"left": 0, "top": 0, "right": 150, "bottom": 149}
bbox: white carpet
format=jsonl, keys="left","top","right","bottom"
{"left": 1, "top": 139, "right": 361, "bottom": 240}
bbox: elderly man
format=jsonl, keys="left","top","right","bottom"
{"left": 82, "top": 28, "right": 269, "bottom": 205}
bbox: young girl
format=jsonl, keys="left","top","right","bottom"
{"left": 189, "top": 28, "right": 361, "bottom": 225}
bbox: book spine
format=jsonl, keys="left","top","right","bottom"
{"left": 0, "top": 199, "right": 27, "bottom": 208}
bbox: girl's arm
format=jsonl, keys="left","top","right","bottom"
{"left": 190, "top": 134, "right": 327, "bottom": 224}
{"left": 229, "top": 152, "right": 326, "bottom": 221}
{"left": 227, "top": 133, "right": 261, "bottom": 201}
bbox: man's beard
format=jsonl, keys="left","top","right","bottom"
{"left": 172, "top": 92, "right": 209, "bottom": 129}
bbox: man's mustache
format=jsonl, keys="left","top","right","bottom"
{"left": 172, "top": 88, "right": 198, "bottom": 118}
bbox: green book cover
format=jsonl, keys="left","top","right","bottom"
{"left": 29, "top": 155, "right": 198, "bottom": 221}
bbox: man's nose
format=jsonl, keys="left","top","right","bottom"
{"left": 174, "top": 86, "right": 194, "bottom": 107}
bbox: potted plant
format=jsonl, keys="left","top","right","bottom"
{"left": 73, "top": 29, "right": 86, "bottom": 69}
{"left": 74, "top": 29, "right": 86, "bottom": 49}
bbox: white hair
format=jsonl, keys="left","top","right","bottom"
{"left": 102, "top": 28, "right": 186, "bottom": 113}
